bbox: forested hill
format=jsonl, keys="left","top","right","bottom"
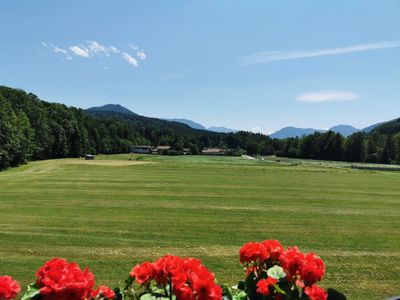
{"left": 86, "top": 104, "right": 137, "bottom": 115}
{"left": 372, "top": 118, "right": 400, "bottom": 135}
{"left": 1, "top": 85, "right": 400, "bottom": 171}
{"left": 0, "top": 86, "right": 266, "bottom": 170}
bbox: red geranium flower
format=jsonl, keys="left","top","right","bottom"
{"left": 130, "top": 261, "right": 155, "bottom": 284}
{"left": 239, "top": 242, "right": 270, "bottom": 264}
{"left": 0, "top": 276, "right": 20, "bottom": 300}
{"left": 153, "top": 255, "right": 184, "bottom": 285}
{"left": 91, "top": 285, "right": 115, "bottom": 299}
{"left": 304, "top": 285, "right": 328, "bottom": 300}
{"left": 261, "top": 239, "right": 284, "bottom": 261}
{"left": 130, "top": 255, "right": 222, "bottom": 300}
{"left": 174, "top": 284, "right": 194, "bottom": 300}
{"left": 35, "top": 258, "right": 95, "bottom": 300}
{"left": 300, "top": 253, "right": 325, "bottom": 285}
{"left": 279, "top": 247, "right": 305, "bottom": 279}
{"left": 256, "top": 277, "right": 277, "bottom": 296}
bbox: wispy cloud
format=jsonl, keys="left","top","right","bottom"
{"left": 296, "top": 90, "right": 361, "bottom": 103}
{"left": 53, "top": 46, "right": 68, "bottom": 55}
{"left": 122, "top": 52, "right": 138, "bottom": 67}
{"left": 69, "top": 45, "right": 90, "bottom": 57}
{"left": 41, "top": 41, "right": 146, "bottom": 68}
{"left": 87, "top": 41, "right": 107, "bottom": 56}
{"left": 137, "top": 51, "right": 146, "bottom": 60}
{"left": 240, "top": 41, "right": 400, "bottom": 66}
{"left": 109, "top": 46, "right": 120, "bottom": 54}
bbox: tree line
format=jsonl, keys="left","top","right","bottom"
{"left": 1, "top": 86, "right": 399, "bottom": 170}
{"left": 0, "top": 86, "right": 262, "bottom": 169}
{"left": 248, "top": 130, "right": 400, "bottom": 164}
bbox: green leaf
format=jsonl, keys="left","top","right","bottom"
{"left": 139, "top": 294, "right": 157, "bottom": 300}
{"left": 232, "top": 291, "right": 247, "bottom": 300}
{"left": 21, "top": 283, "right": 40, "bottom": 300}
{"left": 149, "top": 284, "right": 166, "bottom": 295}
{"left": 222, "top": 284, "right": 233, "bottom": 299}
{"left": 273, "top": 284, "right": 286, "bottom": 295}
{"left": 267, "top": 266, "right": 286, "bottom": 280}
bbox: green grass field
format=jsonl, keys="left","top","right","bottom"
{"left": 0, "top": 154, "right": 399, "bottom": 299}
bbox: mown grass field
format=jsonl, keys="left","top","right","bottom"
{"left": 0, "top": 154, "right": 399, "bottom": 299}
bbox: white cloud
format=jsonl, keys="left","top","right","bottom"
{"left": 87, "top": 41, "right": 108, "bottom": 56}
{"left": 240, "top": 41, "right": 400, "bottom": 66}
{"left": 137, "top": 51, "right": 146, "bottom": 60}
{"left": 296, "top": 90, "right": 361, "bottom": 103}
{"left": 122, "top": 52, "right": 138, "bottom": 67}
{"left": 109, "top": 46, "right": 120, "bottom": 54}
{"left": 53, "top": 46, "right": 68, "bottom": 55}
{"left": 44, "top": 41, "right": 144, "bottom": 69}
{"left": 69, "top": 45, "right": 90, "bottom": 57}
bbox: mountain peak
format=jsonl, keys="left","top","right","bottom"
{"left": 329, "top": 125, "right": 359, "bottom": 136}
{"left": 270, "top": 127, "right": 323, "bottom": 139}
{"left": 208, "top": 126, "right": 236, "bottom": 133}
{"left": 86, "top": 104, "right": 136, "bottom": 115}
{"left": 166, "top": 118, "right": 207, "bottom": 130}
{"left": 167, "top": 118, "right": 236, "bottom": 133}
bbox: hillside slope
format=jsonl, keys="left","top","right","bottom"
{"left": 165, "top": 118, "right": 207, "bottom": 130}
{"left": 372, "top": 118, "right": 400, "bottom": 135}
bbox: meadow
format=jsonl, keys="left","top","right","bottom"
{"left": 0, "top": 154, "right": 399, "bottom": 299}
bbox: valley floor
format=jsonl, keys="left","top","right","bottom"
{"left": 0, "top": 154, "right": 399, "bottom": 299}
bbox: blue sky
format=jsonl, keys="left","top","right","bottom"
{"left": 1, "top": 1, "right": 399, "bottom": 133}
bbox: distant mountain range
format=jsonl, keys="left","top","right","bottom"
{"left": 329, "top": 125, "right": 360, "bottom": 136}
{"left": 85, "top": 104, "right": 227, "bottom": 146}
{"left": 86, "top": 106, "right": 237, "bottom": 133}
{"left": 165, "top": 118, "right": 206, "bottom": 130}
{"left": 207, "top": 126, "right": 236, "bottom": 133}
{"left": 86, "top": 104, "right": 390, "bottom": 138}
{"left": 166, "top": 118, "right": 236, "bottom": 133}
{"left": 270, "top": 127, "right": 325, "bottom": 139}
{"left": 269, "top": 123, "right": 384, "bottom": 139}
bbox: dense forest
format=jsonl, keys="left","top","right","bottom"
{"left": 1, "top": 86, "right": 399, "bottom": 170}
{"left": 0, "top": 86, "right": 265, "bottom": 170}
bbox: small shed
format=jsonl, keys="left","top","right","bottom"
{"left": 85, "top": 154, "right": 95, "bottom": 160}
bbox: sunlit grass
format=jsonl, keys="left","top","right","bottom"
{"left": 0, "top": 154, "right": 399, "bottom": 299}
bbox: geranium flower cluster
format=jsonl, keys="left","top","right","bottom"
{"left": 21, "top": 258, "right": 115, "bottom": 300}
{"left": 129, "top": 254, "right": 222, "bottom": 300}
{"left": 4, "top": 240, "right": 344, "bottom": 300}
{"left": 237, "top": 239, "right": 328, "bottom": 300}
{"left": 0, "top": 275, "right": 20, "bottom": 300}
{"left": 35, "top": 258, "right": 95, "bottom": 300}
